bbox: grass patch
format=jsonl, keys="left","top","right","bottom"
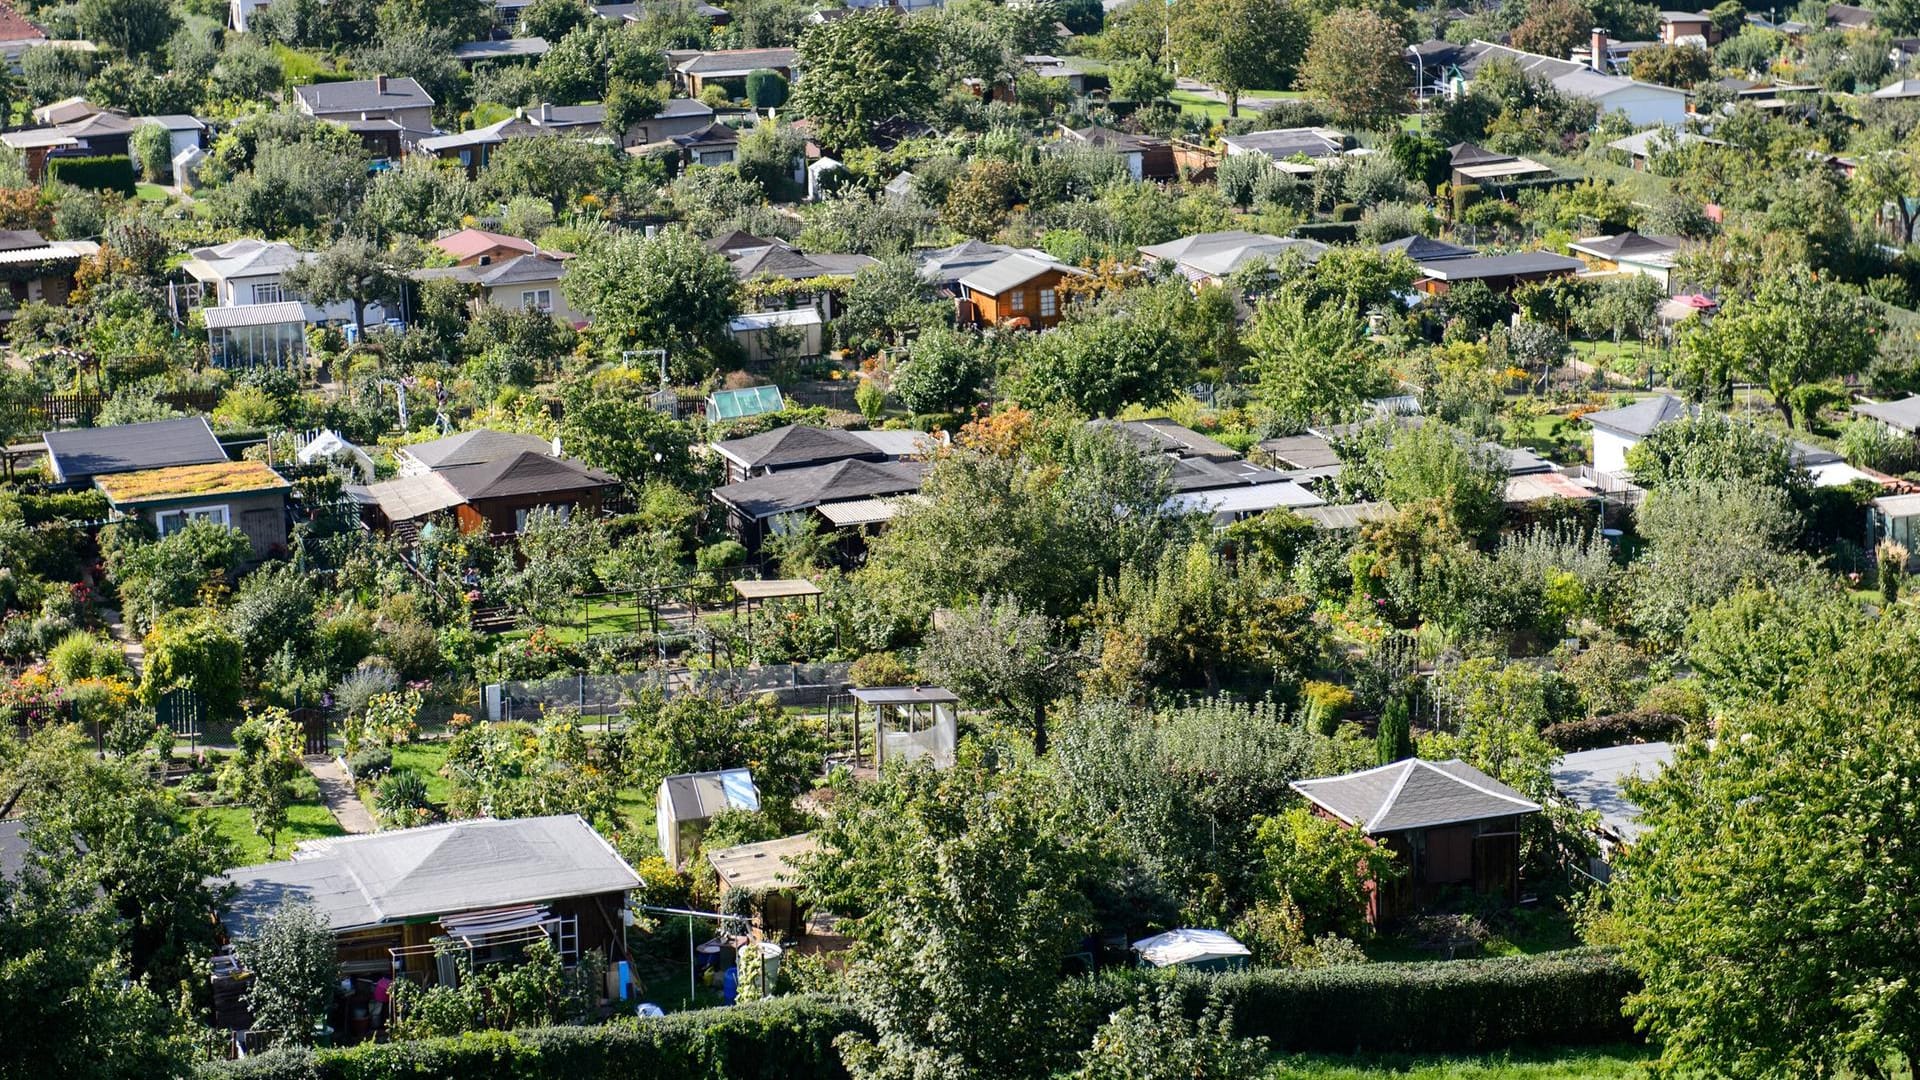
{"left": 187, "top": 779, "right": 346, "bottom": 867}
{"left": 273, "top": 43, "right": 335, "bottom": 85}
{"left": 134, "top": 183, "right": 170, "bottom": 202}
{"left": 1170, "top": 88, "right": 1300, "bottom": 122}
{"left": 387, "top": 741, "right": 453, "bottom": 805}
{"left": 1267, "top": 1044, "right": 1653, "bottom": 1078}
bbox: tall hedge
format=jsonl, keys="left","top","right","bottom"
{"left": 45, "top": 154, "right": 136, "bottom": 195}
{"left": 202, "top": 951, "right": 1634, "bottom": 1078}
{"left": 201, "top": 997, "right": 859, "bottom": 1080}
{"left": 1060, "top": 948, "right": 1637, "bottom": 1055}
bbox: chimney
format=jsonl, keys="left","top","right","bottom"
{"left": 1590, "top": 28, "right": 1608, "bottom": 71}
{"left": 539, "top": 102, "right": 552, "bottom": 122}
{"left": 515, "top": 106, "right": 525, "bottom": 120}
{"left": 375, "top": 73, "right": 388, "bottom": 94}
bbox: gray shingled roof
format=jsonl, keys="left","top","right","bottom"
{"left": 957, "top": 252, "right": 1081, "bottom": 295}
{"left": 1853, "top": 395, "right": 1920, "bottom": 433}
{"left": 1416, "top": 252, "right": 1585, "bottom": 280}
{"left": 713, "top": 458, "right": 927, "bottom": 519}
{"left": 1377, "top": 235, "right": 1477, "bottom": 262}
{"left": 43, "top": 416, "right": 226, "bottom": 484}
{"left": 441, "top": 450, "right": 614, "bottom": 500}
{"left": 1580, "top": 394, "right": 1693, "bottom": 438}
{"left": 1552, "top": 742, "right": 1673, "bottom": 843}
{"left": 715, "top": 424, "right": 880, "bottom": 472}
{"left": 295, "top": 76, "right": 435, "bottom": 114}
{"left": 1291, "top": 758, "right": 1541, "bottom": 834}
{"left": 403, "top": 430, "right": 553, "bottom": 470}
{"left": 674, "top": 48, "right": 795, "bottom": 75}
{"left": 219, "top": 815, "right": 641, "bottom": 939}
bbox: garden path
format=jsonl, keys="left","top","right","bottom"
{"left": 304, "top": 755, "right": 377, "bottom": 834}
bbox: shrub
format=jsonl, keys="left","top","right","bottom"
{"left": 46, "top": 154, "right": 137, "bottom": 195}
{"left": 46, "top": 630, "right": 127, "bottom": 685}
{"left": 848, "top": 651, "right": 915, "bottom": 687}
{"left": 1540, "top": 709, "right": 1687, "bottom": 752}
{"left": 345, "top": 746, "right": 392, "bottom": 780}
{"left": 745, "top": 69, "right": 789, "bottom": 110}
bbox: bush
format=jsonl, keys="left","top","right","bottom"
{"left": 745, "top": 69, "right": 789, "bottom": 110}
{"left": 1057, "top": 948, "right": 1636, "bottom": 1055}
{"left": 1540, "top": 709, "right": 1687, "bottom": 751}
{"left": 46, "top": 630, "right": 127, "bottom": 685}
{"left": 848, "top": 651, "right": 915, "bottom": 687}
{"left": 198, "top": 997, "right": 862, "bottom": 1080}
{"left": 46, "top": 154, "right": 137, "bottom": 195}
{"left": 14, "top": 490, "right": 109, "bottom": 525}
{"left": 345, "top": 746, "right": 392, "bottom": 780}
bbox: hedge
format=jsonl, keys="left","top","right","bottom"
{"left": 45, "top": 154, "right": 136, "bottom": 196}
{"left": 1542, "top": 710, "right": 1686, "bottom": 752}
{"left": 202, "top": 951, "right": 1633, "bottom": 1077}
{"left": 1291, "top": 221, "right": 1358, "bottom": 243}
{"left": 201, "top": 997, "right": 859, "bottom": 1080}
{"left": 1059, "top": 948, "right": 1637, "bottom": 1055}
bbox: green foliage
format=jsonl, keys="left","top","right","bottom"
{"left": 45, "top": 155, "right": 137, "bottom": 196}
{"left": 130, "top": 123, "right": 173, "bottom": 181}
{"left": 1244, "top": 293, "right": 1379, "bottom": 432}
{"left": 791, "top": 10, "right": 938, "bottom": 150}
{"left": 46, "top": 630, "right": 127, "bottom": 685}
{"left": 1074, "top": 982, "right": 1269, "bottom": 1080}
{"left": 1622, "top": 411, "right": 1807, "bottom": 497}
{"left": 141, "top": 607, "right": 245, "bottom": 720}
{"left": 219, "top": 707, "right": 307, "bottom": 854}
{"left": 1253, "top": 805, "right": 1400, "bottom": 940}
{"left": 1375, "top": 693, "right": 1411, "bottom": 764}
{"left": 444, "top": 718, "right": 621, "bottom": 828}
{"left": 562, "top": 227, "right": 738, "bottom": 379}
{"left": 556, "top": 376, "right": 697, "bottom": 489}
{"left": 1673, "top": 272, "right": 1883, "bottom": 427}
{"left": 387, "top": 938, "right": 599, "bottom": 1038}
{"left": 238, "top": 903, "right": 338, "bottom": 1048}
{"left": 1539, "top": 709, "right": 1687, "bottom": 752}
{"left": 1168, "top": 0, "right": 1308, "bottom": 116}
{"left": 1626, "top": 478, "right": 1808, "bottom": 645}
{"left": 621, "top": 688, "right": 822, "bottom": 817}
{"left": 745, "top": 68, "right": 790, "bottom": 109}
{"left": 1010, "top": 280, "right": 1205, "bottom": 416}
{"left": 1298, "top": 8, "right": 1412, "bottom": 132}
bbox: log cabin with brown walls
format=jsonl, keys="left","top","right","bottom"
{"left": 1290, "top": 758, "right": 1541, "bottom": 925}
{"left": 956, "top": 253, "right": 1087, "bottom": 329}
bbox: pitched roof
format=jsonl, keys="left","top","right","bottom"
{"left": 433, "top": 228, "right": 537, "bottom": 261}
{"left": 672, "top": 121, "right": 738, "bottom": 147}
{"left": 1448, "top": 141, "right": 1512, "bottom": 166}
{"left": 1568, "top": 232, "right": 1682, "bottom": 261}
{"left": 1853, "top": 395, "right": 1920, "bottom": 433}
{"left": 1291, "top": 758, "right": 1541, "bottom": 834}
{"left": 917, "top": 239, "right": 1053, "bottom": 286}
{"left": 1580, "top": 393, "right": 1693, "bottom": 437}
{"left": 674, "top": 47, "right": 795, "bottom": 75}
{"left": 708, "top": 229, "right": 785, "bottom": 257}
{"left": 1552, "top": 742, "right": 1674, "bottom": 843}
{"left": 1377, "top": 235, "right": 1477, "bottom": 262}
{"left": 441, "top": 449, "right": 614, "bottom": 500}
{"left": 1416, "top": 251, "right": 1585, "bottom": 280}
{"left": 1098, "top": 417, "right": 1240, "bottom": 461}
{"left": 219, "top": 815, "right": 641, "bottom": 938}
{"left": 450, "top": 36, "right": 550, "bottom": 60}
{"left": 359, "top": 471, "right": 466, "bottom": 521}
{"left": 958, "top": 252, "right": 1083, "bottom": 294}
{"left": 0, "top": 0, "right": 43, "bottom": 41}
{"left": 658, "top": 769, "right": 760, "bottom": 824}
{"left": 182, "top": 238, "right": 308, "bottom": 281}
{"left": 1220, "top": 127, "right": 1346, "bottom": 159}
{"left": 1139, "top": 230, "right": 1328, "bottom": 278}
{"left": 43, "top": 416, "right": 225, "bottom": 484}
{"left": 713, "top": 458, "right": 928, "bottom": 519}
{"left": 1872, "top": 78, "right": 1920, "bottom": 99}
{"left": 295, "top": 76, "right": 435, "bottom": 114}
{"left": 714, "top": 423, "right": 883, "bottom": 471}
{"left": 467, "top": 252, "right": 568, "bottom": 287}
{"left": 730, "top": 244, "right": 875, "bottom": 281}
{"left": 1459, "top": 41, "right": 1685, "bottom": 101}
{"left": 402, "top": 429, "right": 553, "bottom": 470}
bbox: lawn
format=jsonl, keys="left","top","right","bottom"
{"left": 134, "top": 183, "right": 170, "bottom": 203}
{"left": 1267, "top": 1045, "right": 1652, "bottom": 1078}
{"left": 388, "top": 741, "right": 454, "bottom": 805}
{"left": 187, "top": 780, "right": 346, "bottom": 867}
{"left": 1170, "top": 88, "right": 1301, "bottom": 122}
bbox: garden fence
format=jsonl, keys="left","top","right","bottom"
{"left": 485, "top": 662, "right": 854, "bottom": 721}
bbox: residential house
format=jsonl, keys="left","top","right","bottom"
{"left": 363, "top": 430, "right": 615, "bottom": 537}
{"left": 413, "top": 253, "right": 578, "bottom": 324}
{"left": 449, "top": 36, "right": 550, "bottom": 66}
{"left": 713, "top": 458, "right": 928, "bottom": 548}
{"left": 1219, "top": 127, "right": 1348, "bottom": 174}
{"left": 1552, "top": 741, "right": 1674, "bottom": 878}
{"left": 1292, "top": 758, "right": 1542, "bottom": 923}
{"left": 293, "top": 75, "right": 436, "bottom": 146}
{"left": 133, "top": 115, "right": 208, "bottom": 179}
{"left": 0, "top": 0, "right": 43, "bottom": 69}
{"left": 657, "top": 769, "right": 759, "bottom": 869}
{"left": 1057, "top": 125, "right": 1174, "bottom": 181}
{"left": 1450, "top": 39, "right": 1690, "bottom": 126}
{"left": 218, "top": 816, "right": 641, "bottom": 1004}
{"left": 1139, "top": 230, "right": 1328, "bottom": 288}
{"left": 711, "top": 423, "right": 930, "bottom": 483}
{"left": 625, "top": 98, "right": 719, "bottom": 145}
{"left": 1412, "top": 251, "right": 1585, "bottom": 296}
{"left": 670, "top": 48, "right": 796, "bottom": 96}
{"left": 42, "top": 416, "right": 227, "bottom": 488}
{"left": 95, "top": 460, "right": 290, "bottom": 560}
{"left": 179, "top": 239, "right": 399, "bottom": 361}
{"left": 0, "top": 231, "right": 98, "bottom": 318}
{"left": 1567, "top": 232, "right": 1684, "bottom": 290}
{"left": 418, "top": 114, "right": 541, "bottom": 177}
{"left": 956, "top": 253, "right": 1085, "bottom": 329}
{"left": 1446, "top": 141, "right": 1553, "bottom": 188}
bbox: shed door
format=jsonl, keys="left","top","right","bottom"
{"left": 239, "top": 507, "right": 280, "bottom": 554}
{"left": 1424, "top": 825, "right": 1474, "bottom": 885}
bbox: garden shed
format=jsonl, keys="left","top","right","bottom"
{"left": 707, "top": 832, "right": 818, "bottom": 939}
{"left": 656, "top": 768, "right": 761, "bottom": 868}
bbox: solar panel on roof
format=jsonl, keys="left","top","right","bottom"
{"left": 707, "top": 384, "right": 784, "bottom": 421}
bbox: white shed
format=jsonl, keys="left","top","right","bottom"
{"left": 728, "top": 307, "right": 824, "bottom": 363}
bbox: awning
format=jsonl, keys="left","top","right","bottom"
{"left": 438, "top": 904, "right": 552, "bottom": 938}
{"left": 816, "top": 497, "right": 903, "bottom": 527}
{"left": 204, "top": 301, "right": 308, "bottom": 330}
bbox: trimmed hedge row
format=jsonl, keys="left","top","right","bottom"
{"left": 46, "top": 154, "right": 137, "bottom": 195}
{"left": 1542, "top": 710, "right": 1686, "bottom": 752}
{"left": 202, "top": 996, "right": 859, "bottom": 1080}
{"left": 1061, "top": 948, "right": 1637, "bottom": 1055}
{"left": 202, "top": 950, "right": 1634, "bottom": 1078}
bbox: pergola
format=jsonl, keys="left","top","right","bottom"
{"left": 730, "top": 577, "right": 822, "bottom": 618}
{"left": 845, "top": 686, "right": 959, "bottom": 771}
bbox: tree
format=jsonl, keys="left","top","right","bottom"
{"left": 1624, "top": 411, "right": 1808, "bottom": 496}
{"left": 1626, "top": 478, "right": 1807, "bottom": 645}
{"left": 1168, "top": 0, "right": 1309, "bottom": 117}
{"left": 890, "top": 324, "right": 991, "bottom": 414}
{"left": 517, "top": 0, "right": 589, "bottom": 39}
{"left": 282, "top": 235, "right": 404, "bottom": 336}
{"left": 745, "top": 68, "right": 789, "bottom": 110}
{"left": 1107, "top": 57, "right": 1173, "bottom": 102}
{"left": 1010, "top": 280, "right": 1200, "bottom": 416}
{"left": 443, "top": 718, "right": 620, "bottom": 827}
{"left": 1252, "top": 805, "right": 1400, "bottom": 941}
{"left": 621, "top": 688, "right": 823, "bottom": 817}
{"left": 482, "top": 133, "right": 618, "bottom": 211}
{"left": 562, "top": 227, "right": 738, "bottom": 379}
{"left": 556, "top": 375, "right": 696, "bottom": 490}
{"left": 1851, "top": 142, "right": 1920, "bottom": 246}
{"left": 1676, "top": 271, "right": 1881, "bottom": 428}
{"left": 919, "top": 595, "right": 1080, "bottom": 752}
{"left": 1580, "top": 272, "right": 1663, "bottom": 349}
{"left": 1509, "top": 0, "right": 1594, "bottom": 59}
{"left": 803, "top": 759, "right": 1098, "bottom": 1080}
{"left": 1379, "top": 420, "right": 1507, "bottom": 542}
{"left": 140, "top": 608, "right": 246, "bottom": 721}
{"left": 1610, "top": 615, "right": 1920, "bottom": 1078}
{"left": 376, "top": 0, "right": 492, "bottom": 42}
{"left": 1299, "top": 8, "right": 1413, "bottom": 132}
{"left": 1629, "top": 43, "right": 1711, "bottom": 87}
{"left": 228, "top": 560, "right": 318, "bottom": 667}
{"left": 219, "top": 708, "right": 306, "bottom": 856}
{"left": 105, "top": 519, "right": 251, "bottom": 633}
{"left": 239, "top": 903, "right": 338, "bottom": 1048}
{"left": 129, "top": 123, "right": 172, "bottom": 182}
{"left": 75, "top": 0, "right": 178, "bottom": 59}
{"left": 791, "top": 9, "right": 938, "bottom": 150}
{"left": 1244, "top": 293, "right": 1379, "bottom": 431}
{"left": 604, "top": 78, "right": 663, "bottom": 143}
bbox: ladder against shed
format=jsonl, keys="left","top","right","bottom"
{"left": 840, "top": 685, "right": 960, "bottom": 771}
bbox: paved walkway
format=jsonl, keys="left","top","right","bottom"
{"left": 100, "top": 607, "right": 144, "bottom": 678}
{"left": 303, "top": 755, "right": 378, "bottom": 834}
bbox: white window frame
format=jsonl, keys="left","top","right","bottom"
{"left": 1008, "top": 289, "right": 1025, "bottom": 313}
{"left": 1039, "top": 288, "right": 1056, "bottom": 317}
{"left": 250, "top": 282, "right": 285, "bottom": 304}
{"left": 521, "top": 288, "right": 553, "bottom": 312}
{"left": 153, "top": 504, "right": 231, "bottom": 536}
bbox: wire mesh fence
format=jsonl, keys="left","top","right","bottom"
{"left": 485, "top": 662, "right": 855, "bottom": 722}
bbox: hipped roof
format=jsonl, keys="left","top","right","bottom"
{"left": 1291, "top": 758, "right": 1540, "bottom": 834}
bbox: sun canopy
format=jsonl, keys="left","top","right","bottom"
{"left": 1133, "top": 928, "right": 1251, "bottom": 969}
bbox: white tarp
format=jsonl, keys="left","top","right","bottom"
{"left": 1132, "top": 928, "right": 1252, "bottom": 968}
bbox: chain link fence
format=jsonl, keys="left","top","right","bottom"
{"left": 485, "top": 662, "right": 855, "bottom": 721}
